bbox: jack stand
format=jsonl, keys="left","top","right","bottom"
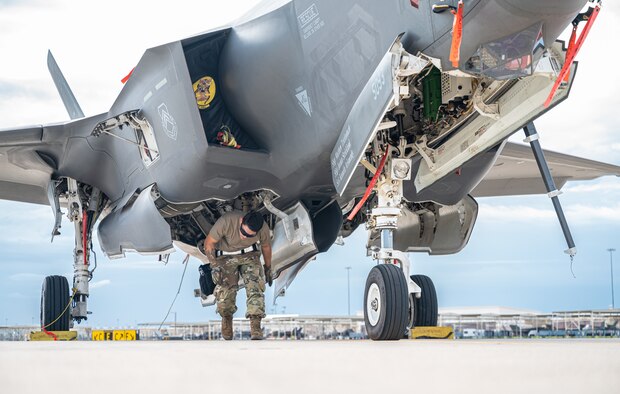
{"left": 523, "top": 122, "right": 576, "bottom": 257}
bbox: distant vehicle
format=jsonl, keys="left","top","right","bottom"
{"left": 528, "top": 329, "right": 566, "bottom": 338}
{"left": 461, "top": 329, "right": 484, "bottom": 339}
{"left": 341, "top": 328, "right": 365, "bottom": 340}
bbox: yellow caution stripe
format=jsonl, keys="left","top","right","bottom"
{"left": 30, "top": 331, "right": 77, "bottom": 341}
{"left": 410, "top": 326, "right": 454, "bottom": 339}
{"left": 92, "top": 330, "right": 138, "bottom": 341}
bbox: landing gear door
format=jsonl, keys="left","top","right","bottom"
{"left": 47, "top": 179, "right": 63, "bottom": 242}
{"left": 98, "top": 185, "right": 175, "bottom": 258}
{"left": 270, "top": 202, "right": 317, "bottom": 279}
{"left": 330, "top": 49, "right": 396, "bottom": 196}
{"left": 367, "top": 195, "right": 479, "bottom": 255}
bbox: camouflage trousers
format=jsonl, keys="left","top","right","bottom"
{"left": 210, "top": 252, "right": 266, "bottom": 318}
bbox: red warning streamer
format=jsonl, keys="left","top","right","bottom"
{"left": 449, "top": 1, "right": 464, "bottom": 68}
{"left": 82, "top": 210, "right": 88, "bottom": 265}
{"left": 346, "top": 146, "right": 390, "bottom": 222}
{"left": 121, "top": 67, "right": 135, "bottom": 84}
{"left": 561, "top": 26, "right": 578, "bottom": 85}
{"left": 42, "top": 328, "right": 58, "bottom": 341}
{"left": 544, "top": 5, "right": 601, "bottom": 108}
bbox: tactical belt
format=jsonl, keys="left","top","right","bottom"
{"left": 215, "top": 244, "right": 258, "bottom": 258}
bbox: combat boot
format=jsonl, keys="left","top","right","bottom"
{"left": 250, "top": 317, "right": 263, "bottom": 340}
{"left": 221, "top": 315, "right": 233, "bottom": 340}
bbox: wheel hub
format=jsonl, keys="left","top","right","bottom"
{"left": 407, "top": 293, "right": 415, "bottom": 329}
{"left": 367, "top": 283, "right": 381, "bottom": 326}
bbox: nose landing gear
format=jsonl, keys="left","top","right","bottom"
{"left": 360, "top": 144, "right": 438, "bottom": 340}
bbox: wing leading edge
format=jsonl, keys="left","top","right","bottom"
{"left": 0, "top": 125, "right": 55, "bottom": 205}
{"left": 473, "top": 142, "right": 620, "bottom": 197}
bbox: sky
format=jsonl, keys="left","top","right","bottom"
{"left": 0, "top": 0, "right": 619, "bottom": 328}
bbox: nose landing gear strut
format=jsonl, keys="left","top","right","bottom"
{"left": 361, "top": 146, "right": 437, "bottom": 340}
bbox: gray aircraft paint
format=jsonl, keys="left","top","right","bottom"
{"left": 0, "top": 0, "right": 603, "bottom": 260}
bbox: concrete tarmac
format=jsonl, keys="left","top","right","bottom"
{"left": 1, "top": 339, "right": 619, "bottom": 394}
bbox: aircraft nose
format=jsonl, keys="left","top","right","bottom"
{"left": 499, "top": 0, "right": 587, "bottom": 43}
{"left": 500, "top": 0, "right": 585, "bottom": 16}
{"left": 424, "top": 0, "right": 590, "bottom": 75}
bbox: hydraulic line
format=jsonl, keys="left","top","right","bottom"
{"left": 82, "top": 210, "right": 88, "bottom": 265}
{"left": 347, "top": 146, "right": 390, "bottom": 221}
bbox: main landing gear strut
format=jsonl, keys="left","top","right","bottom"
{"left": 40, "top": 179, "right": 100, "bottom": 331}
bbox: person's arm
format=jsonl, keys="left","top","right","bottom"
{"left": 261, "top": 243, "right": 273, "bottom": 287}
{"left": 259, "top": 224, "right": 273, "bottom": 286}
{"left": 203, "top": 234, "right": 219, "bottom": 264}
{"left": 204, "top": 216, "right": 225, "bottom": 264}
{"left": 261, "top": 243, "right": 272, "bottom": 269}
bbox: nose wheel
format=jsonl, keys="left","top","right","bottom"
{"left": 363, "top": 264, "right": 408, "bottom": 340}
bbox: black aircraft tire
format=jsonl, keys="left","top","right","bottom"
{"left": 364, "top": 264, "right": 408, "bottom": 341}
{"left": 40, "top": 275, "right": 70, "bottom": 331}
{"left": 411, "top": 274, "right": 438, "bottom": 327}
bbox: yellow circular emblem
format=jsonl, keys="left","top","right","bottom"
{"left": 193, "top": 76, "right": 216, "bottom": 110}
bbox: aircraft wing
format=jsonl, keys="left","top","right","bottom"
{"left": 472, "top": 142, "right": 620, "bottom": 197}
{"left": 0, "top": 124, "right": 58, "bottom": 206}
{"left": 0, "top": 112, "right": 114, "bottom": 208}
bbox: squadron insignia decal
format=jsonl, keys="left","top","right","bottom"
{"left": 193, "top": 76, "right": 216, "bottom": 109}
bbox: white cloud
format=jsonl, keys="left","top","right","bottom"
{"left": 90, "top": 279, "right": 111, "bottom": 289}
{"left": 508, "top": 5, "right": 620, "bottom": 162}
{"left": 8, "top": 292, "right": 29, "bottom": 299}
{"left": 566, "top": 203, "right": 620, "bottom": 223}
{"left": 101, "top": 257, "right": 173, "bottom": 270}
{"left": 0, "top": 201, "right": 75, "bottom": 248}
{"left": 479, "top": 204, "right": 556, "bottom": 222}
{"left": 479, "top": 202, "right": 620, "bottom": 224}
{"left": 8, "top": 273, "right": 44, "bottom": 282}
{"left": 425, "top": 258, "right": 554, "bottom": 266}
{"left": 564, "top": 180, "right": 620, "bottom": 193}
{"left": 0, "top": 0, "right": 264, "bottom": 127}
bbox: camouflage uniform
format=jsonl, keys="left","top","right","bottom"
{"left": 211, "top": 252, "right": 266, "bottom": 318}
{"left": 207, "top": 211, "right": 270, "bottom": 319}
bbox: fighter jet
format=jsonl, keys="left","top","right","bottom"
{"left": 0, "top": 0, "right": 617, "bottom": 340}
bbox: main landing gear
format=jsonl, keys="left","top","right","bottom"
{"left": 40, "top": 179, "right": 101, "bottom": 331}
